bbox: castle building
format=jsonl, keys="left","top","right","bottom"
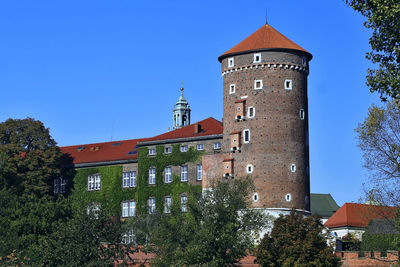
{"left": 60, "top": 22, "right": 312, "bottom": 222}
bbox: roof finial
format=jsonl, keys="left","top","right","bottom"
{"left": 180, "top": 81, "right": 184, "bottom": 96}
{"left": 265, "top": 8, "right": 268, "bottom": 25}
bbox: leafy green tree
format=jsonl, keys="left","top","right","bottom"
{"left": 256, "top": 211, "right": 340, "bottom": 267}
{"left": 150, "top": 177, "right": 269, "bottom": 266}
{"left": 344, "top": 0, "right": 400, "bottom": 100}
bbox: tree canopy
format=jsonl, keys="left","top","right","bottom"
{"left": 345, "top": 0, "right": 400, "bottom": 100}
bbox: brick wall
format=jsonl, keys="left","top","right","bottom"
{"left": 336, "top": 251, "right": 399, "bottom": 267}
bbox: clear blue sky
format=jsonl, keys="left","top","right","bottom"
{"left": 0, "top": 0, "right": 380, "bottom": 206}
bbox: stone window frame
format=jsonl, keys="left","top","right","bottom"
{"left": 253, "top": 53, "right": 261, "bottom": 63}
{"left": 213, "top": 142, "right": 221, "bottom": 150}
{"left": 246, "top": 164, "right": 253, "bottom": 174}
{"left": 254, "top": 80, "right": 263, "bottom": 90}
{"left": 247, "top": 106, "right": 255, "bottom": 119}
{"left": 180, "top": 144, "right": 188, "bottom": 152}
{"left": 196, "top": 163, "right": 202, "bottom": 181}
{"left": 243, "top": 129, "right": 251, "bottom": 144}
{"left": 290, "top": 164, "right": 296, "bottom": 173}
{"left": 121, "top": 200, "right": 136, "bottom": 218}
{"left": 197, "top": 144, "right": 204, "bottom": 151}
{"left": 284, "top": 79, "right": 293, "bottom": 90}
{"left": 229, "top": 84, "right": 236, "bottom": 94}
{"left": 164, "top": 166, "right": 172, "bottom": 183}
{"left": 148, "top": 147, "right": 156, "bottom": 156}
{"left": 122, "top": 171, "right": 137, "bottom": 188}
{"left": 181, "top": 165, "right": 188, "bottom": 182}
{"left": 228, "top": 57, "right": 234, "bottom": 68}
{"left": 164, "top": 146, "right": 172, "bottom": 154}
{"left": 149, "top": 167, "right": 156, "bottom": 185}
{"left": 87, "top": 174, "right": 101, "bottom": 191}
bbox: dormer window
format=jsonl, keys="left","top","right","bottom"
{"left": 285, "top": 80, "right": 292, "bottom": 90}
{"left": 228, "top": 57, "right": 234, "bottom": 68}
{"left": 253, "top": 53, "right": 261, "bottom": 63}
{"left": 254, "top": 80, "right": 263, "bottom": 90}
{"left": 229, "top": 84, "right": 236, "bottom": 94}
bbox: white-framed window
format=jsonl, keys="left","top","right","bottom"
{"left": 253, "top": 193, "right": 259, "bottom": 202}
{"left": 164, "top": 196, "right": 172, "bottom": 213}
{"left": 285, "top": 193, "right": 292, "bottom": 202}
{"left": 88, "top": 174, "right": 101, "bottom": 191}
{"left": 148, "top": 148, "right": 156, "bottom": 156}
{"left": 299, "top": 109, "right": 305, "bottom": 120}
{"left": 228, "top": 57, "right": 234, "bottom": 67}
{"left": 148, "top": 197, "right": 156, "bottom": 214}
{"left": 122, "top": 200, "right": 136, "bottom": 217}
{"left": 197, "top": 164, "right": 202, "bottom": 180}
{"left": 180, "top": 145, "right": 188, "bottom": 152}
{"left": 229, "top": 84, "right": 235, "bottom": 94}
{"left": 253, "top": 53, "right": 261, "bottom": 63}
{"left": 213, "top": 142, "right": 221, "bottom": 150}
{"left": 164, "top": 167, "right": 172, "bottom": 183}
{"left": 254, "top": 80, "right": 263, "bottom": 90}
{"left": 290, "top": 164, "right": 296, "bottom": 173}
{"left": 164, "top": 146, "right": 172, "bottom": 154}
{"left": 181, "top": 165, "right": 188, "bottom": 182}
{"left": 122, "top": 230, "right": 135, "bottom": 245}
{"left": 149, "top": 167, "right": 156, "bottom": 185}
{"left": 248, "top": 106, "right": 255, "bottom": 118}
{"left": 122, "top": 171, "right": 136, "bottom": 188}
{"left": 87, "top": 202, "right": 100, "bottom": 218}
{"left": 284, "top": 79, "right": 292, "bottom": 90}
{"left": 54, "top": 178, "right": 66, "bottom": 194}
{"left": 243, "top": 129, "right": 250, "bottom": 143}
{"left": 246, "top": 164, "right": 253, "bottom": 174}
{"left": 181, "top": 195, "right": 188, "bottom": 212}
{"left": 197, "top": 144, "right": 204, "bottom": 151}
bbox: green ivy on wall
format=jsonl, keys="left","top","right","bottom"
{"left": 137, "top": 144, "right": 202, "bottom": 213}
{"left": 70, "top": 143, "right": 202, "bottom": 215}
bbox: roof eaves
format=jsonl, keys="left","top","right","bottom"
{"left": 137, "top": 134, "right": 223, "bottom": 147}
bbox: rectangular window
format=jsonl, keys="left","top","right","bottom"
{"left": 197, "top": 164, "right": 202, "bottom": 181}
{"left": 254, "top": 53, "right": 261, "bottom": 63}
{"left": 180, "top": 145, "right": 188, "bottom": 152}
{"left": 122, "top": 200, "right": 136, "bottom": 217}
{"left": 243, "top": 129, "right": 250, "bottom": 143}
{"left": 299, "top": 109, "right": 305, "bottom": 120}
{"left": 148, "top": 148, "right": 156, "bottom": 156}
{"left": 181, "top": 195, "right": 188, "bottom": 212}
{"left": 248, "top": 106, "right": 255, "bottom": 118}
{"left": 122, "top": 230, "right": 135, "bottom": 245}
{"left": 254, "top": 80, "right": 263, "bottom": 90}
{"left": 181, "top": 165, "right": 188, "bottom": 182}
{"left": 229, "top": 84, "right": 235, "bottom": 94}
{"left": 122, "top": 171, "right": 136, "bottom": 188}
{"left": 148, "top": 197, "right": 156, "bottom": 214}
{"left": 197, "top": 144, "right": 204, "bottom": 151}
{"left": 164, "top": 146, "right": 172, "bottom": 154}
{"left": 149, "top": 167, "right": 156, "bottom": 185}
{"left": 285, "top": 79, "right": 292, "bottom": 90}
{"left": 54, "top": 178, "right": 66, "bottom": 194}
{"left": 88, "top": 174, "right": 101, "bottom": 191}
{"left": 164, "top": 167, "right": 172, "bottom": 183}
{"left": 228, "top": 57, "right": 234, "bottom": 67}
{"left": 213, "top": 142, "right": 221, "bottom": 150}
{"left": 86, "top": 202, "right": 100, "bottom": 218}
{"left": 164, "top": 196, "right": 172, "bottom": 213}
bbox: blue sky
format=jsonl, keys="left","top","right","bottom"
{"left": 0, "top": 1, "right": 380, "bottom": 206}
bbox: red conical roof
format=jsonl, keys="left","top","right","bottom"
{"left": 218, "top": 24, "right": 311, "bottom": 62}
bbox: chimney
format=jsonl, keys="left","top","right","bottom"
{"left": 194, "top": 123, "right": 202, "bottom": 134}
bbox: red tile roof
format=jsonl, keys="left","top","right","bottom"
{"left": 324, "top": 203, "right": 398, "bottom": 229}
{"left": 218, "top": 24, "right": 311, "bottom": 62}
{"left": 60, "top": 117, "right": 222, "bottom": 165}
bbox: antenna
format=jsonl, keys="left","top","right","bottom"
{"left": 265, "top": 8, "right": 268, "bottom": 25}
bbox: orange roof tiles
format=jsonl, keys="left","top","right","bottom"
{"left": 218, "top": 24, "right": 311, "bottom": 62}
{"left": 60, "top": 117, "right": 223, "bottom": 165}
{"left": 324, "top": 203, "right": 398, "bottom": 229}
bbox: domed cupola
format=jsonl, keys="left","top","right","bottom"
{"left": 173, "top": 86, "right": 191, "bottom": 130}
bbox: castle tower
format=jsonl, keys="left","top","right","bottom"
{"left": 218, "top": 23, "right": 312, "bottom": 214}
{"left": 173, "top": 86, "right": 191, "bottom": 130}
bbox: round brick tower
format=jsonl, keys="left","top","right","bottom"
{"left": 218, "top": 23, "right": 312, "bottom": 215}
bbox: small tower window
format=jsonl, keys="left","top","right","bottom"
{"left": 229, "top": 84, "right": 235, "bottom": 94}
{"left": 253, "top": 193, "right": 259, "bottom": 202}
{"left": 246, "top": 164, "right": 253, "bottom": 174}
{"left": 253, "top": 53, "right": 261, "bottom": 63}
{"left": 302, "top": 57, "right": 307, "bottom": 67}
{"left": 254, "top": 80, "right": 263, "bottom": 90}
{"left": 299, "top": 109, "right": 305, "bottom": 120}
{"left": 285, "top": 80, "right": 292, "bottom": 90}
{"left": 285, "top": 193, "right": 292, "bottom": 202}
{"left": 243, "top": 129, "right": 250, "bottom": 143}
{"left": 228, "top": 57, "right": 234, "bottom": 67}
{"left": 290, "top": 164, "right": 296, "bottom": 173}
{"left": 248, "top": 106, "right": 255, "bottom": 118}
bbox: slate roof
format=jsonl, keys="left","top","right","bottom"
{"left": 218, "top": 23, "right": 311, "bottom": 62}
{"left": 61, "top": 117, "right": 223, "bottom": 165}
{"left": 324, "top": 203, "right": 398, "bottom": 229}
{"left": 310, "top": 193, "right": 340, "bottom": 218}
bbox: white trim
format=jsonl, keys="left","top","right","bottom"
{"left": 247, "top": 106, "right": 255, "bottom": 119}
{"left": 246, "top": 164, "right": 253, "bottom": 174}
{"left": 253, "top": 193, "right": 259, "bottom": 202}
{"left": 253, "top": 53, "right": 261, "bottom": 63}
{"left": 284, "top": 79, "right": 292, "bottom": 90}
{"left": 240, "top": 95, "right": 248, "bottom": 99}
{"left": 229, "top": 84, "right": 235, "bottom": 94}
{"left": 148, "top": 147, "right": 156, "bottom": 156}
{"left": 181, "top": 165, "right": 188, "bottom": 182}
{"left": 290, "top": 164, "right": 296, "bottom": 173}
{"left": 299, "top": 109, "right": 305, "bottom": 120}
{"left": 196, "top": 144, "right": 204, "bottom": 151}
{"left": 197, "top": 164, "right": 202, "bottom": 180}
{"left": 149, "top": 167, "right": 156, "bottom": 185}
{"left": 164, "top": 196, "right": 172, "bottom": 213}
{"left": 254, "top": 80, "right": 263, "bottom": 90}
{"left": 285, "top": 193, "right": 292, "bottom": 202}
{"left": 164, "top": 166, "right": 172, "bottom": 183}
{"left": 228, "top": 57, "right": 234, "bottom": 68}
{"left": 164, "top": 146, "right": 172, "bottom": 154}
{"left": 243, "top": 129, "right": 250, "bottom": 143}
{"left": 180, "top": 144, "right": 188, "bottom": 152}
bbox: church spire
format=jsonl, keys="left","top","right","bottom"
{"left": 173, "top": 84, "right": 191, "bottom": 130}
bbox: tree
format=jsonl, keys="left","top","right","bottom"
{"left": 345, "top": 0, "right": 400, "bottom": 100}
{"left": 150, "top": 177, "right": 269, "bottom": 266}
{"left": 256, "top": 211, "right": 340, "bottom": 267}
{"left": 355, "top": 101, "right": 400, "bottom": 206}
